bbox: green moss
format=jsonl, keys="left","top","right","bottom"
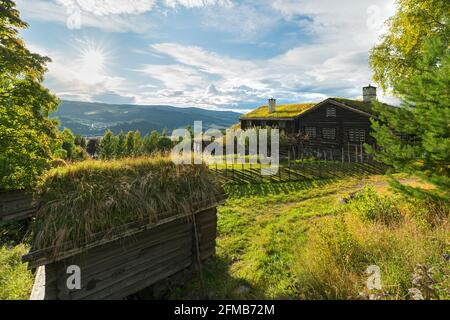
{"left": 241, "top": 99, "right": 395, "bottom": 120}
{"left": 333, "top": 98, "right": 374, "bottom": 114}
{"left": 240, "top": 103, "right": 316, "bottom": 119}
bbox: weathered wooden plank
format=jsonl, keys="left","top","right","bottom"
{"left": 0, "top": 191, "right": 37, "bottom": 221}
{"left": 29, "top": 204, "right": 221, "bottom": 300}
{"left": 24, "top": 202, "right": 225, "bottom": 268}
{"left": 100, "top": 257, "right": 192, "bottom": 300}
{"left": 59, "top": 241, "right": 192, "bottom": 300}
{"left": 61, "top": 230, "right": 192, "bottom": 283}
{"left": 60, "top": 222, "right": 192, "bottom": 275}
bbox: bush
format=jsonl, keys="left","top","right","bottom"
{"left": 0, "top": 244, "right": 33, "bottom": 300}
{"left": 348, "top": 186, "right": 403, "bottom": 225}
{"left": 0, "top": 221, "right": 29, "bottom": 247}
{"left": 294, "top": 200, "right": 448, "bottom": 300}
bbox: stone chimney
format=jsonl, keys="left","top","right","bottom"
{"left": 268, "top": 98, "right": 277, "bottom": 113}
{"left": 363, "top": 85, "right": 377, "bottom": 103}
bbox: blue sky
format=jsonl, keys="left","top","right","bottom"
{"left": 16, "top": 0, "right": 397, "bottom": 112}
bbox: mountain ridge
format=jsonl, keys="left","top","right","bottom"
{"left": 53, "top": 100, "right": 242, "bottom": 136}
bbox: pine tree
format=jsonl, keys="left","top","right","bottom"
{"left": 115, "top": 131, "right": 126, "bottom": 158}
{"left": 370, "top": 37, "right": 449, "bottom": 200}
{"left": 133, "top": 131, "right": 143, "bottom": 156}
{"left": 99, "top": 130, "right": 117, "bottom": 160}
{"left": 125, "top": 131, "right": 135, "bottom": 157}
{"left": 142, "top": 130, "right": 160, "bottom": 154}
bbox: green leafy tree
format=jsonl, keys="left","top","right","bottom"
{"left": 369, "top": 37, "right": 449, "bottom": 200}
{"left": 61, "top": 128, "right": 76, "bottom": 161}
{"left": 158, "top": 135, "right": 173, "bottom": 152}
{"left": 99, "top": 130, "right": 117, "bottom": 160}
{"left": 74, "top": 135, "right": 86, "bottom": 149}
{"left": 125, "top": 131, "right": 135, "bottom": 157}
{"left": 133, "top": 130, "right": 143, "bottom": 156}
{"left": 369, "top": 0, "right": 449, "bottom": 93}
{"left": 0, "top": 0, "right": 60, "bottom": 190}
{"left": 86, "top": 138, "right": 99, "bottom": 157}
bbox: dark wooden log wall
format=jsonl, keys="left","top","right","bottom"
{"left": 0, "top": 191, "right": 37, "bottom": 222}
{"left": 297, "top": 102, "right": 374, "bottom": 149}
{"left": 36, "top": 208, "right": 218, "bottom": 300}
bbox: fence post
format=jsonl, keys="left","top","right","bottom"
{"left": 288, "top": 158, "right": 291, "bottom": 181}
{"left": 360, "top": 142, "right": 364, "bottom": 163}
{"left": 347, "top": 144, "right": 350, "bottom": 163}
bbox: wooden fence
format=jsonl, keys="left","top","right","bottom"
{"left": 211, "top": 161, "right": 388, "bottom": 185}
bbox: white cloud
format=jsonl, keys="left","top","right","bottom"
{"left": 17, "top": 0, "right": 155, "bottom": 33}
{"left": 19, "top": 0, "right": 399, "bottom": 110}
{"left": 164, "top": 0, "right": 233, "bottom": 9}
{"left": 57, "top": 0, "right": 156, "bottom": 15}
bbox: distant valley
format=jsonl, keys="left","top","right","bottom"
{"left": 53, "top": 101, "right": 242, "bottom": 136}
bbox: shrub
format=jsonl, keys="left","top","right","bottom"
{"left": 0, "top": 244, "right": 33, "bottom": 300}
{"left": 294, "top": 203, "right": 448, "bottom": 300}
{"left": 348, "top": 186, "right": 403, "bottom": 225}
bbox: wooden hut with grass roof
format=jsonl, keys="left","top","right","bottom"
{"left": 23, "top": 157, "right": 226, "bottom": 300}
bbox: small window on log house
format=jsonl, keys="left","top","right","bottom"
{"left": 305, "top": 127, "right": 317, "bottom": 138}
{"left": 323, "top": 128, "right": 336, "bottom": 140}
{"left": 278, "top": 121, "right": 286, "bottom": 129}
{"left": 349, "top": 129, "right": 365, "bottom": 142}
{"left": 326, "top": 107, "right": 336, "bottom": 117}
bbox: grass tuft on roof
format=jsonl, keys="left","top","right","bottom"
{"left": 332, "top": 98, "right": 374, "bottom": 114}
{"left": 30, "top": 156, "right": 225, "bottom": 251}
{"left": 240, "top": 103, "right": 316, "bottom": 119}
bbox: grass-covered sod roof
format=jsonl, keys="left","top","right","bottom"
{"left": 240, "top": 99, "right": 395, "bottom": 120}
{"left": 30, "top": 157, "right": 225, "bottom": 251}
{"left": 333, "top": 98, "right": 374, "bottom": 114}
{"left": 240, "top": 103, "right": 316, "bottom": 119}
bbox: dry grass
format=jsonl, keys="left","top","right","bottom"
{"left": 294, "top": 190, "right": 449, "bottom": 300}
{"left": 30, "top": 156, "right": 224, "bottom": 251}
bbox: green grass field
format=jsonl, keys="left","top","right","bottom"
{"left": 169, "top": 175, "right": 449, "bottom": 300}
{"left": 1, "top": 166, "right": 447, "bottom": 300}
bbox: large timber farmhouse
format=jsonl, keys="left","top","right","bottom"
{"left": 240, "top": 85, "right": 388, "bottom": 154}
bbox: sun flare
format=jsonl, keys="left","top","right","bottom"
{"left": 76, "top": 42, "right": 110, "bottom": 85}
{"left": 82, "top": 49, "right": 105, "bottom": 72}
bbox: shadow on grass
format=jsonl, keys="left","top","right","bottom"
{"left": 225, "top": 178, "right": 338, "bottom": 198}
{"left": 166, "top": 255, "right": 266, "bottom": 300}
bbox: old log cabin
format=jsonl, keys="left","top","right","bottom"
{"left": 240, "top": 85, "right": 392, "bottom": 151}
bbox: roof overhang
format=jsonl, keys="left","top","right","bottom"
{"left": 240, "top": 117, "right": 296, "bottom": 121}
{"left": 240, "top": 98, "right": 377, "bottom": 122}
{"left": 293, "top": 98, "right": 375, "bottom": 119}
